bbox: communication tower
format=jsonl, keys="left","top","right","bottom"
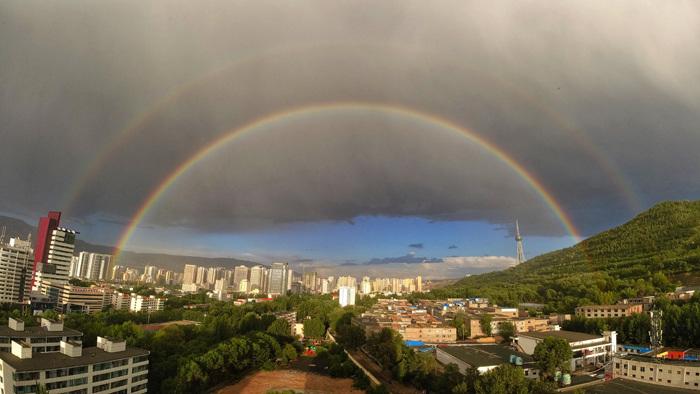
{"left": 515, "top": 220, "right": 526, "bottom": 264}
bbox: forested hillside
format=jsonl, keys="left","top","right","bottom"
{"left": 436, "top": 200, "right": 700, "bottom": 312}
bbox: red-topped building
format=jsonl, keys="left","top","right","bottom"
{"left": 31, "top": 211, "right": 62, "bottom": 288}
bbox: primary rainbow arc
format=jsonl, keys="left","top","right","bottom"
{"left": 113, "top": 102, "right": 582, "bottom": 260}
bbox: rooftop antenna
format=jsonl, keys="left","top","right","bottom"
{"left": 515, "top": 220, "right": 526, "bottom": 264}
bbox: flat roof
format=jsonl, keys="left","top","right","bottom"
{"left": 518, "top": 330, "right": 602, "bottom": 343}
{"left": 0, "top": 347, "right": 149, "bottom": 371}
{"left": 0, "top": 325, "right": 82, "bottom": 338}
{"left": 584, "top": 378, "right": 698, "bottom": 394}
{"left": 620, "top": 353, "right": 700, "bottom": 367}
{"left": 438, "top": 345, "right": 533, "bottom": 368}
{"left": 577, "top": 304, "right": 641, "bottom": 309}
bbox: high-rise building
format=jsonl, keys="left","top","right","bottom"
{"left": 268, "top": 262, "right": 288, "bottom": 295}
{"left": 233, "top": 265, "right": 249, "bottom": 289}
{"left": 214, "top": 278, "right": 228, "bottom": 293}
{"left": 74, "top": 251, "right": 91, "bottom": 279}
{"left": 32, "top": 225, "right": 76, "bottom": 292}
{"left": 141, "top": 265, "right": 157, "bottom": 283}
{"left": 320, "top": 278, "right": 330, "bottom": 294}
{"left": 0, "top": 237, "right": 33, "bottom": 303}
{"left": 238, "top": 279, "right": 249, "bottom": 293}
{"left": 31, "top": 211, "right": 62, "bottom": 289}
{"left": 361, "top": 276, "right": 371, "bottom": 295}
{"left": 183, "top": 264, "right": 197, "bottom": 285}
{"left": 249, "top": 265, "right": 264, "bottom": 292}
{"left": 339, "top": 286, "right": 356, "bottom": 307}
{"left": 195, "top": 266, "right": 208, "bottom": 285}
{"left": 303, "top": 272, "right": 318, "bottom": 293}
{"left": 85, "top": 253, "right": 112, "bottom": 281}
{"left": 416, "top": 276, "right": 422, "bottom": 293}
{"left": 164, "top": 270, "right": 175, "bottom": 285}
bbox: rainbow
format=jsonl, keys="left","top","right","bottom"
{"left": 113, "top": 102, "right": 582, "bottom": 260}
{"left": 63, "top": 44, "right": 642, "bottom": 217}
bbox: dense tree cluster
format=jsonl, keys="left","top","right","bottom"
{"left": 564, "top": 295, "right": 700, "bottom": 347}
{"left": 430, "top": 201, "right": 700, "bottom": 312}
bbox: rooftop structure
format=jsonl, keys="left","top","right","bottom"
{"left": 0, "top": 318, "right": 149, "bottom": 394}
{"left": 436, "top": 344, "right": 539, "bottom": 379}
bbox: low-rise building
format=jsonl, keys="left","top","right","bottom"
{"left": 614, "top": 353, "right": 700, "bottom": 390}
{"left": 38, "top": 281, "right": 108, "bottom": 314}
{"left": 436, "top": 344, "right": 540, "bottom": 379}
{"left": 515, "top": 329, "right": 616, "bottom": 371}
{"left": 467, "top": 316, "right": 550, "bottom": 339}
{"left": 403, "top": 325, "right": 456, "bottom": 343}
{"left": 575, "top": 304, "right": 644, "bottom": 319}
{"left": 0, "top": 336, "right": 149, "bottom": 394}
{"left": 353, "top": 299, "right": 456, "bottom": 343}
{"left": 130, "top": 295, "right": 165, "bottom": 313}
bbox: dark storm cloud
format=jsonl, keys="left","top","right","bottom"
{"left": 1, "top": 1, "right": 699, "bottom": 239}
{"left": 409, "top": 243, "right": 424, "bottom": 249}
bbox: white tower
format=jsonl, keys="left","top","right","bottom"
{"left": 515, "top": 220, "right": 526, "bottom": 264}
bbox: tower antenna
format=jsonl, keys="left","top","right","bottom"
{"left": 649, "top": 308, "right": 663, "bottom": 351}
{"left": 515, "top": 220, "right": 526, "bottom": 264}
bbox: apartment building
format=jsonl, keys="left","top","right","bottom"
{"left": 0, "top": 237, "right": 33, "bottom": 303}
{"left": 0, "top": 335, "right": 149, "bottom": 394}
{"left": 575, "top": 304, "right": 644, "bottom": 318}
{"left": 0, "top": 318, "right": 83, "bottom": 354}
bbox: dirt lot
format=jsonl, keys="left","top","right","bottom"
{"left": 215, "top": 369, "right": 364, "bottom": 394}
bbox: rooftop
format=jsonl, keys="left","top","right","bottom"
{"left": 620, "top": 353, "right": 700, "bottom": 367}
{"left": 0, "top": 346, "right": 148, "bottom": 371}
{"left": 438, "top": 344, "right": 533, "bottom": 368}
{"left": 0, "top": 325, "right": 82, "bottom": 338}
{"left": 585, "top": 378, "right": 698, "bottom": 394}
{"left": 518, "top": 330, "right": 602, "bottom": 343}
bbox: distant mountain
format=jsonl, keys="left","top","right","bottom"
{"left": 442, "top": 200, "right": 700, "bottom": 311}
{"left": 0, "top": 215, "right": 258, "bottom": 271}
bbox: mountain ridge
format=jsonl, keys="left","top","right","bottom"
{"left": 440, "top": 200, "right": 700, "bottom": 311}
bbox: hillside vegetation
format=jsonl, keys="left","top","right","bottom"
{"left": 436, "top": 200, "right": 700, "bottom": 312}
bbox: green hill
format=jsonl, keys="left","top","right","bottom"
{"left": 438, "top": 200, "right": 700, "bottom": 312}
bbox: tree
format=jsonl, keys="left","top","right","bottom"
{"left": 267, "top": 318, "right": 292, "bottom": 338}
{"left": 281, "top": 343, "right": 298, "bottom": 364}
{"left": 452, "top": 312, "right": 471, "bottom": 340}
{"left": 499, "top": 322, "right": 516, "bottom": 343}
{"left": 533, "top": 337, "right": 573, "bottom": 380}
{"left": 480, "top": 315, "right": 493, "bottom": 337}
{"left": 303, "top": 317, "right": 326, "bottom": 339}
{"left": 474, "top": 364, "right": 529, "bottom": 394}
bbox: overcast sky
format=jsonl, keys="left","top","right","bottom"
{"left": 1, "top": 1, "right": 699, "bottom": 277}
